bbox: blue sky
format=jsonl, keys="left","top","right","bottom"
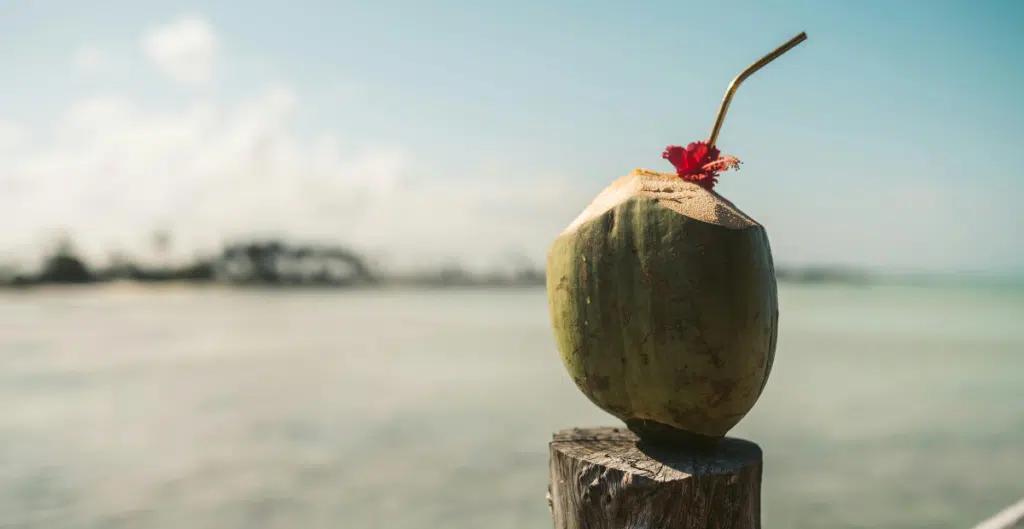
{"left": 0, "top": 1, "right": 1022, "bottom": 274}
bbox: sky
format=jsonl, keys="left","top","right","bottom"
{"left": 0, "top": 0, "right": 1022, "bottom": 275}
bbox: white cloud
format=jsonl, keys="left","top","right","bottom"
{"left": 71, "top": 46, "right": 114, "bottom": 75}
{"left": 142, "top": 15, "right": 218, "bottom": 87}
{"left": 0, "top": 80, "right": 574, "bottom": 271}
{"left": 0, "top": 13, "right": 579, "bottom": 271}
{"left": 0, "top": 122, "right": 27, "bottom": 150}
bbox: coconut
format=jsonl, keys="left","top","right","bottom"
{"left": 546, "top": 166, "right": 778, "bottom": 443}
{"left": 545, "top": 32, "right": 805, "bottom": 444}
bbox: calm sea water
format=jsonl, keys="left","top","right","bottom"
{"left": 0, "top": 283, "right": 1021, "bottom": 529}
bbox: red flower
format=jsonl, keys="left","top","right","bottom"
{"left": 662, "top": 141, "right": 740, "bottom": 191}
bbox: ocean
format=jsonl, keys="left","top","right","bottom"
{"left": 0, "top": 283, "right": 1021, "bottom": 529}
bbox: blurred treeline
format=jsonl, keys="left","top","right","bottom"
{"left": 0, "top": 232, "right": 547, "bottom": 289}
{"left": 0, "top": 231, "right": 886, "bottom": 290}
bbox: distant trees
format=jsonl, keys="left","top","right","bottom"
{"left": 0, "top": 233, "right": 378, "bottom": 288}
{"left": 218, "top": 240, "right": 375, "bottom": 285}
{"left": 39, "top": 237, "right": 93, "bottom": 284}
{"left": 151, "top": 229, "right": 172, "bottom": 268}
{"left": 0, "top": 233, "right": 553, "bottom": 289}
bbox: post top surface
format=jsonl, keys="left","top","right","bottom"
{"left": 551, "top": 427, "right": 762, "bottom": 482}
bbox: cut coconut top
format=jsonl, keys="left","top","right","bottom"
{"left": 563, "top": 169, "right": 758, "bottom": 234}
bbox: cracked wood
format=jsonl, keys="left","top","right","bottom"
{"left": 549, "top": 427, "right": 762, "bottom": 529}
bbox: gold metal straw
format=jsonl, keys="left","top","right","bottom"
{"left": 707, "top": 32, "right": 808, "bottom": 148}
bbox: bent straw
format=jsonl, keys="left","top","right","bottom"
{"left": 707, "top": 32, "right": 808, "bottom": 149}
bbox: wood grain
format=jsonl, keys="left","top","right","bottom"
{"left": 549, "top": 427, "right": 762, "bottom": 529}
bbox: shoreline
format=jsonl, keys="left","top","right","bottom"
{"left": 3, "top": 276, "right": 1014, "bottom": 294}
{"left": 0, "top": 278, "right": 550, "bottom": 293}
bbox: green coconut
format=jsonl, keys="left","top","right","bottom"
{"left": 546, "top": 168, "right": 778, "bottom": 442}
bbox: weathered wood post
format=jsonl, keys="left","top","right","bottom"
{"left": 548, "top": 427, "right": 762, "bottom": 529}
{"left": 543, "top": 32, "right": 808, "bottom": 529}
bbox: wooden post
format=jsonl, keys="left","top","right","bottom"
{"left": 548, "top": 427, "right": 763, "bottom": 529}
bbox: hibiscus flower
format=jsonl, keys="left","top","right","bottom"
{"left": 662, "top": 141, "right": 741, "bottom": 191}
